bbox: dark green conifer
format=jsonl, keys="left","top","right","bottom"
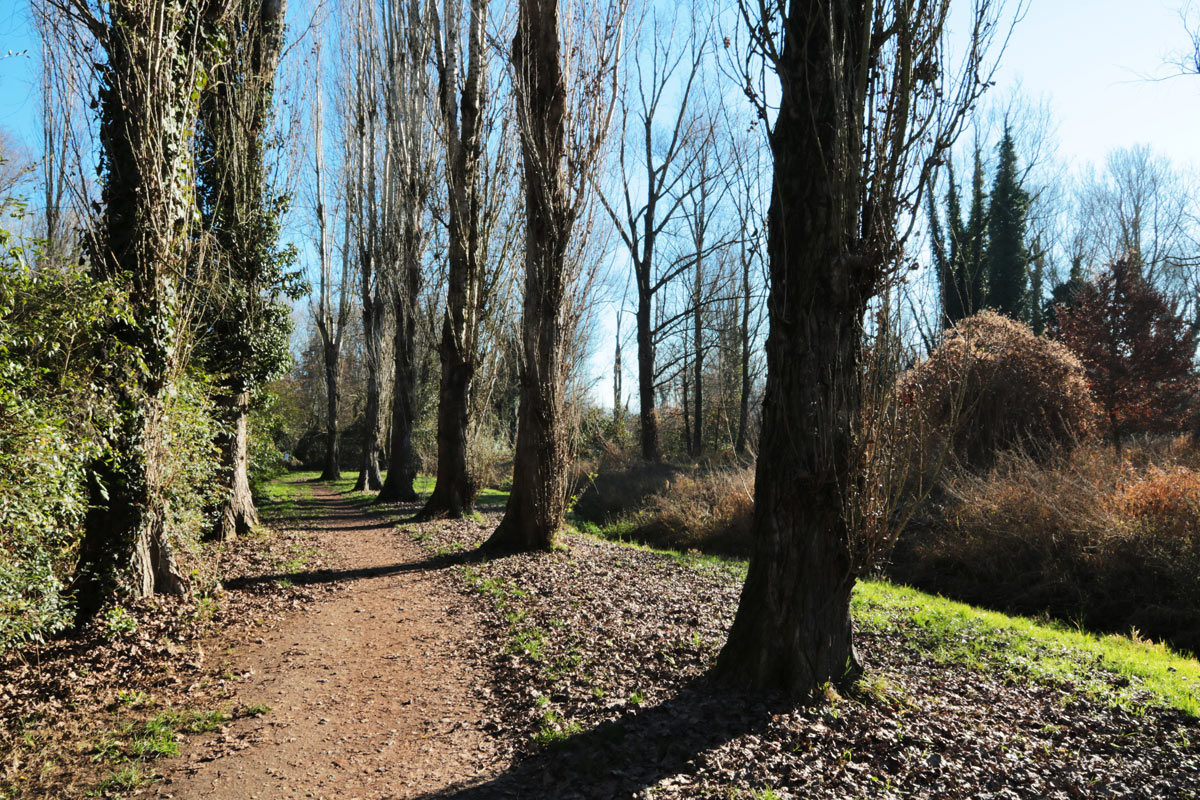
{"left": 985, "top": 127, "right": 1031, "bottom": 319}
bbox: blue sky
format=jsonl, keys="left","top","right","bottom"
{"left": 5, "top": 2, "right": 1200, "bottom": 168}
{"left": 961, "top": 0, "right": 1200, "bottom": 171}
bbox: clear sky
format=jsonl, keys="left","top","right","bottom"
{"left": 5, "top": 2, "right": 1200, "bottom": 167}
{"left": 955, "top": 0, "right": 1200, "bottom": 171}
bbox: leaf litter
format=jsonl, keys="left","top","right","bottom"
{"left": 405, "top": 514, "right": 1200, "bottom": 800}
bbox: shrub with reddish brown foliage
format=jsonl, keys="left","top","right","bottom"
{"left": 901, "top": 311, "right": 1099, "bottom": 466}
{"left": 572, "top": 462, "right": 755, "bottom": 556}
{"left": 892, "top": 439, "right": 1200, "bottom": 655}
{"left": 1056, "top": 257, "right": 1199, "bottom": 444}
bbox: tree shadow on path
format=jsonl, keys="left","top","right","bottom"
{"left": 418, "top": 678, "right": 789, "bottom": 800}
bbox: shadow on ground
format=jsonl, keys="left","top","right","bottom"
{"left": 417, "top": 679, "right": 785, "bottom": 800}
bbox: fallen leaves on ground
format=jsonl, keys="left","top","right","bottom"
{"left": 405, "top": 514, "right": 1200, "bottom": 800}
{"left": 0, "top": 498, "right": 345, "bottom": 798}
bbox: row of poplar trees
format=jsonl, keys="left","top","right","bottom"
{"left": 65, "top": 0, "right": 1016, "bottom": 700}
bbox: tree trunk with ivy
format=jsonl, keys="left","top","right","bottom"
{"left": 74, "top": 0, "right": 215, "bottom": 620}
{"left": 197, "top": 0, "right": 292, "bottom": 540}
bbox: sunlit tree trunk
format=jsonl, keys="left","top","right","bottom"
{"left": 715, "top": 0, "right": 1004, "bottom": 696}
{"left": 73, "top": 0, "right": 214, "bottom": 618}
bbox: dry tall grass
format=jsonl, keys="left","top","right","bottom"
{"left": 893, "top": 437, "right": 1200, "bottom": 655}
{"left": 572, "top": 461, "right": 755, "bottom": 556}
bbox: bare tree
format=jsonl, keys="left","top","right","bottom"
{"left": 30, "top": 4, "right": 95, "bottom": 264}
{"left": 376, "top": 0, "right": 438, "bottom": 504}
{"left": 1073, "top": 146, "right": 1200, "bottom": 327}
{"left": 310, "top": 49, "right": 353, "bottom": 482}
{"left": 597, "top": 8, "right": 708, "bottom": 462}
{"left": 725, "top": 113, "right": 767, "bottom": 456}
{"left": 0, "top": 129, "right": 33, "bottom": 205}
{"left": 677, "top": 105, "right": 734, "bottom": 458}
{"left": 417, "top": 0, "right": 491, "bottom": 519}
{"left": 344, "top": 0, "right": 390, "bottom": 493}
{"left": 486, "top": 0, "right": 628, "bottom": 550}
{"left": 713, "top": 0, "right": 1014, "bottom": 696}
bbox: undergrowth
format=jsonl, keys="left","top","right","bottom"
{"left": 895, "top": 438, "right": 1200, "bottom": 656}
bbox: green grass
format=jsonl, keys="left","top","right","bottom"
{"left": 533, "top": 704, "right": 582, "bottom": 746}
{"left": 476, "top": 485, "right": 511, "bottom": 506}
{"left": 92, "top": 708, "right": 230, "bottom": 766}
{"left": 259, "top": 474, "right": 315, "bottom": 519}
{"left": 88, "top": 764, "right": 156, "bottom": 797}
{"left": 853, "top": 580, "right": 1200, "bottom": 717}
{"left": 576, "top": 526, "right": 1200, "bottom": 717}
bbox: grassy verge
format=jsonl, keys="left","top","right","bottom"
{"left": 257, "top": 472, "right": 315, "bottom": 519}
{"left": 575, "top": 523, "right": 1200, "bottom": 717}
{"left": 324, "top": 473, "right": 510, "bottom": 512}
{"left": 853, "top": 580, "right": 1200, "bottom": 717}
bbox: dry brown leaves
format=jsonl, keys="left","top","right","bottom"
{"left": 406, "top": 513, "right": 1200, "bottom": 800}
{"left": 0, "top": 500, "right": 345, "bottom": 798}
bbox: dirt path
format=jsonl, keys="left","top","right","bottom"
{"left": 153, "top": 481, "right": 497, "bottom": 800}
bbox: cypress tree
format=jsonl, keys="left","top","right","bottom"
{"left": 986, "top": 127, "right": 1031, "bottom": 319}
{"left": 931, "top": 160, "right": 970, "bottom": 328}
{"left": 964, "top": 146, "right": 989, "bottom": 314}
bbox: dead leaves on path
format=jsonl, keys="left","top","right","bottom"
{"left": 0, "top": 512, "right": 340, "bottom": 798}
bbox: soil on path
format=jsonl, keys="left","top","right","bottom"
{"left": 153, "top": 481, "right": 497, "bottom": 800}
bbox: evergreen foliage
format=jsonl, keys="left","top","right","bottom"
{"left": 986, "top": 128, "right": 1031, "bottom": 320}
{"left": 0, "top": 218, "right": 114, "bottom": 650}
{"left": 965, "top": 147, "right": 990, "bottom": 315}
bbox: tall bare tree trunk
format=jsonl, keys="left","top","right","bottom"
{"left": 713, "top": 1, "right": 870, "bottom": 695}
{"left": 312, "top": 58, "right": 349, "bottom": 484}
{"left": 376, "top": 0, "right": 434, "bottom": 505}
{"left": 354, "top": 291, "right": 385, "bottom": 491}
{"left": 378, "top": 283, "right": 421, "bottom": 502}
{"left": 714, "top": 0, "right": 1002, "bottom": 696}
{"left": 321, "top": 342, "right": 343, "bottom": 480}
{"left": 486, "top": 0, "right": 571, "bottom": 551}
{"left": 735, "top": 247, "right": 752, "bottom": 455}
{"left": 418, "top": 0, "right": 488, "bottom": 520}
{"left": 635, "top": 291, "right": 661, "bottom": 461}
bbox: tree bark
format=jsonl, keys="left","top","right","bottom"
{"left": 692, "top": 253, "right": 704, "bottom": 458}
{"left": 486, "top": 0, "right": 570, "bottom": 551}
{"left": 377, "top": 289, "right": 420, "bottom": 502}
{"left": 198, "top": 0, "right": 289, "bottom": 541}
{"left": 354, "top": 295, "right": 385, "bottom": 492}
{"left": 74, "top": 0, "right": 204, "bottom": 620}
{"left": 419, "top": 0, "right": 487, "bottom": 519}
{"left": 735, "top": 245, "right": 752, "bottom": 456}
{"left": 635, "top": 290, "right": 662, "bottom": 461}
{"left": 320, "top": 340, "right": 342, "bottom": 481}
{"left": 418, "top": 335, "right": 475, "bottom": 516}
{"left": 713, "top": 1, "right": 868, "bottom": 696}
{"left": 213, "top": 392, "right": 259, "bottom": 540}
